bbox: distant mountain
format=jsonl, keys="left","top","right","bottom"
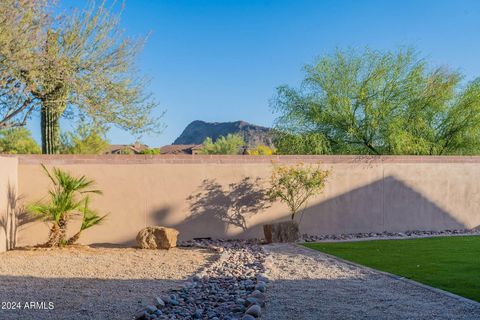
{"left": 173, "top": 120, "right": 273, "bottom": 147}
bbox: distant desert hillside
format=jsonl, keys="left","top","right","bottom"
{"left": 173, "top": 120, "right": 273, "bottom": 147}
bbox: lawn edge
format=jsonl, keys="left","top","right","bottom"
{"left": 302, "top": 233, "right": 480, "bottom": 243}
{"left": 297, "top": 243, "right": 480, "bottom": 307}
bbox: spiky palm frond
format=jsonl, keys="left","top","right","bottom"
{"left": 80, "top": 197, "right": 107, "bottom": 231}
{"left": 28, "top": 202, "right": 59, "bottom": 222}
{"left": 41, "top": 164, "right": 103, "bottom": 196}
{"left": 28, "top": 192, "right": 86, "bottom": 223}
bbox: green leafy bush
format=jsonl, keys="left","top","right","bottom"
{"left": 0, "top": 128, "right": 41, "bottom": 154}
{"left": 141, "top": 148, "right": 161, "bottom": 155}
{"left": 199, "top": 134, "right": 245, "bottom": 155}
{"left": 60, "top": 125, "right": 109, "bottom": 154}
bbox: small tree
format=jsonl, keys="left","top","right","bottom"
{"left": 28, "top": 165, "right": 103, "bottom": 247}
{"left": 268, "top": 163, "right": 330, "bottom": 220}
{"left": 199, "top": 134, "right": 245, "bottom": 155}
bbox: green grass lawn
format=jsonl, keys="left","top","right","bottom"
{"left": 303, "top": 236, "right": 480, "bottom": 302}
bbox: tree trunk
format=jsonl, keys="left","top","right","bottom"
{"left": 40, "top": 105, "right": 61, "bottom": 154}
{"left": 45, "top": 224, "right": 60, "bottom": 247}
{"left": 57, "top": 215, "right": 68, "bottom": 245}
{"left": 67, "top": 231, "right": 81, "bottom": 245}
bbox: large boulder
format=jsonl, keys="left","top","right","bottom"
{"left": 136, "top": 226, "right": 179, "bottom": 249}
{"left": 263, "top": 220, "right": 299, "bottom": 243}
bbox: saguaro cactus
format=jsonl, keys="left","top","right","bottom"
{"left": 38, "top": 30, "right": 67, "bottom": 154}
{"left": 40, "top": 105, "right": 61, "bottom": 154}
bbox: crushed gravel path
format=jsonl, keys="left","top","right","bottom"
{"left": 0, "top": 246, "right": 215, "bottom": 320}
{"left": 263, "top": 243, "right": 480, "bottom": 320}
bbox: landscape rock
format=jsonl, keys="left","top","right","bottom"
{"left": 264, "top": 220, "right": 299, "bottom": 243}
{"left": 245, "top": 304, "right": 262, "bottom": 317}
{"left": 155, "top": 297, "right": 165, "bottom": 308}
{"left": 136, "top": 226, "right": 179, "bottom": 249}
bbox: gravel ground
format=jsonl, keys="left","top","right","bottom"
{"left": 0, "top": 246, "right": 215, "bottom": 320}
{"left": 136, "top": 240, "right": 268, "bottom": 320}
{"left": 264, "top": 243, "right": 480, "bottom": 320}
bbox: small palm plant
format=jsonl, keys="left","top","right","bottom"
{"left": 67, "top": 197, "right": 107, "bottom": 245}
{"left": 28, "top": 165, "right": 102, "bottom": 247}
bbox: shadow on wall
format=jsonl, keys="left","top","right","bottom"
{"left": 0, "top": 182, "right": 38, "bottom": 250}
{"left": 154, "top": 175, "right": 467, "bottom": 240}
{"left": 153, "top": 177, "right": 271, "bottom": 240}
{"left": 24, "top": 174, "right": 471, "bottom": 247}
{"left": 296, "top": 175, "right": 465, "bottom": 235}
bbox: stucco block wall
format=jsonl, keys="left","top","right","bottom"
{"left": 0, "top": 156, "right": 18, "bottom": 252}
{"left": 9, "top": 155, "right": 480, "bottom": 247}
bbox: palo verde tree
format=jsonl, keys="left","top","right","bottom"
{"left": 0, "top": 1, "right": 161, "bottom": 154}
{"left": 0, "top": 0, "right": 47, "bottom": 129}
{"left": 273, "top": 48, "right": 480, "bottom": 155}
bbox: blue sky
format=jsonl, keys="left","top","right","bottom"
{"left": 29, "top": 0, "right": 480, "bottom": 147}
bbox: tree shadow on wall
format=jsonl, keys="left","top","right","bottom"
{"left": 154, "top": 177, "right": 271, "bottom": 240}
{"left": 186, "top": 177, "right": 271, "bottom": 231}
{"left": 0, "top": 182, "right": 38, "bottom": 250}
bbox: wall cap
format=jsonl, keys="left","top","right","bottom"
{"left": 4, "top": 154, "right": 480, "bottom": 165}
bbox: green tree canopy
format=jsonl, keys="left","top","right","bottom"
{"left": 199, "top": 134, "right": 246, "bottom": 155}
{"left": 273, "top": 48, "right": 480, "bottom": 155}
{"left": 273, "top": 131, "right": 330, "bottom": 155}
{"left": 0, "top": 127, "right": 41, "bottom": 154}
{"left": 60, "top": 125, "right": 109, "bottom": 155}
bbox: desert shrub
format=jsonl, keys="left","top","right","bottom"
{"left": 0, "top": 128, "right": 41, "bottom": 154}
{"left": 60, "top": 126, "right": 109, "bottom": 155}
{"left": 118, "top": 147, "right": 135, "bottom": 155}
{"left": 247, "top": 145, "right": 276, "bottom": 155}
{"left": 28, "top": 165, "right": 105, "bottom": 247}
{"left": 199, "top": 134, "right": 245, "bottom": 155}
{"left": 141, "top": 148, "right": 161, "bottom": 155}
{"left": 268, "top": 163, "right": 330, "bottom": 220}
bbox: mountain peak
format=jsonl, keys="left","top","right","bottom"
{"left": 173, "top": 120, "right": 273, "bottom": 147}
